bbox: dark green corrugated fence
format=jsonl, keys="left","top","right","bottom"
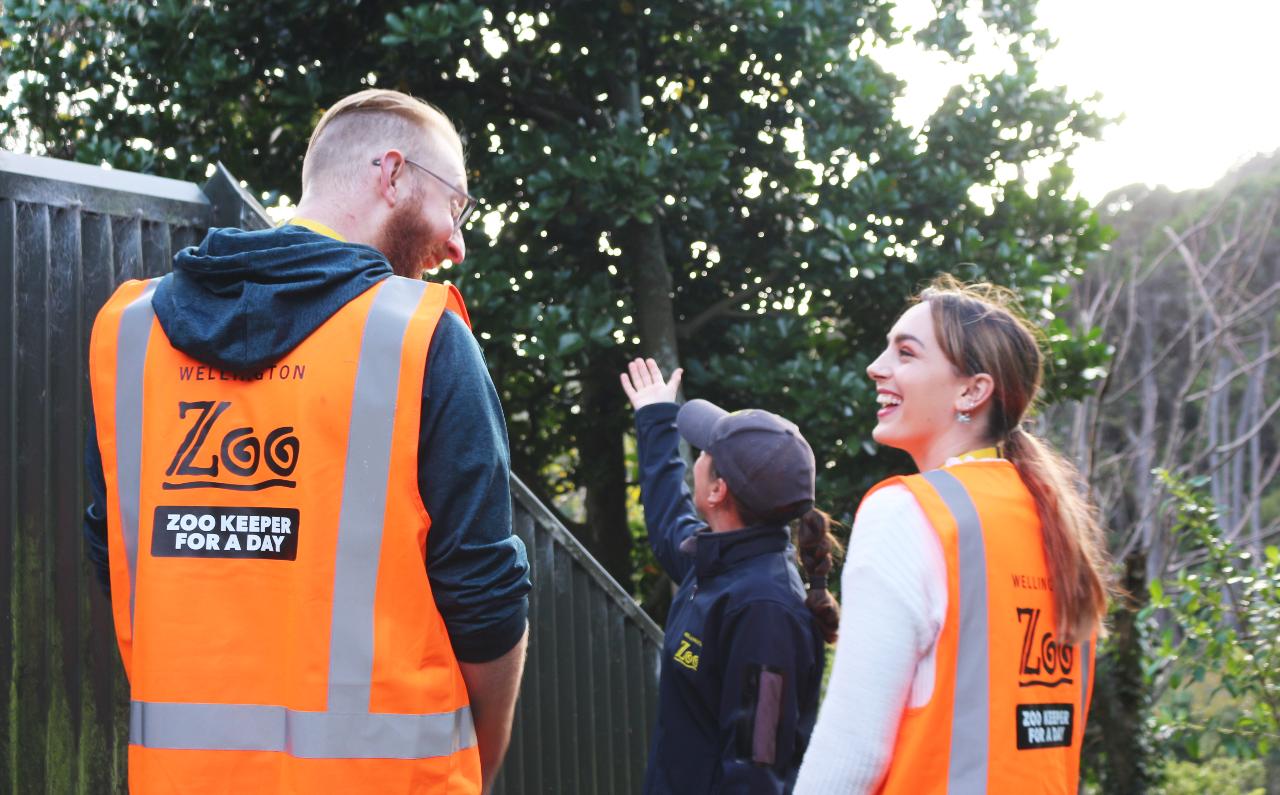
{"left": 0, "top": 151, "right": 662, "bottom": 794}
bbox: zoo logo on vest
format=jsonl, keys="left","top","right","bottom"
{"left": 163, "top": 400, "right": 300, "bottom": 491}
{"left": 1016, "top": 607, "right": 1074, "bottom": 688}
{"left": 674, "top": 632, "right": 701, "bottom": 671}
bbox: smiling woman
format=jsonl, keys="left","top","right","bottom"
{"left": 865, "top": 298, "right": 999, "bottom": 471}
{"left": 795, "top": 275, "right": 1113, "bottom": 794}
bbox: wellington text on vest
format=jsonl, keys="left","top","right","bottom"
{"left": 178, "top": 363, "right": 308, "bottom": 382}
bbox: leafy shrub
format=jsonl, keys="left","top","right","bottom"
{"left": 1158, "top": 758, "right": 1264, "bottom": 795}
{"left": 1147, "top": 471, "right": 1280, "bottom": 762}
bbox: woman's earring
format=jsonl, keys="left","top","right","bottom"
{"left": 956, "top": 401, "right": 972, "bottom": 424}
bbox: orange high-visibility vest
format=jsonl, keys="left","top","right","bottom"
{"left": 89, "top": 275, "right": 481, "bottom": 794}
{"left": 866, "top": 461, "right": 1095, "bottom": 794}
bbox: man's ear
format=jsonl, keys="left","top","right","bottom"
{"left": 375, "top": 150, "right": 406, "bottom": 207}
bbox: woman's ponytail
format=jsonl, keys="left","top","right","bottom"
{"left": 1004, "top": 426, "right": 1110, "bottom": 645}
{"left": 795, "top": 508, "right": 843, "bottom": 644}
{"left": 917, "top": 275, "right": 1113, "bottom": 646}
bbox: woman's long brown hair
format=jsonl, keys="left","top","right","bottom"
{"left": 916, "top": 275, "right": 1111, "bottom": 644}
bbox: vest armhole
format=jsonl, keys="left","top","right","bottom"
{"left": 87, "top": 277, "right": 159, "bottom": 679}
{"left": 441, "top": 283, "right": 471, "bottom": 329}
{"left": 402, "top": 283, "right": 455, "bottom": 533}
{"left": 857, "top": 475, "right": 950, "bottom": 716}
{"left": 891, "top": 473, "right": 963, "bottom": 717}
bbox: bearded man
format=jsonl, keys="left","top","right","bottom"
{"left": 82, "top": 89, "right": 530, "bottom": 794}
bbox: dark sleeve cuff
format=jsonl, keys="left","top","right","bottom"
{"left": 83, "top": 406, "right": 112, "bottom": 597}
{"left": 635, "top": 401, "right": 679, "bottom": 437}
{"left": 448, "top": 603, "right": 530, "bottom": 663}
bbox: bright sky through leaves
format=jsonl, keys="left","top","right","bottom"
{"left": 878, "top": 0, "right": 1280, "bottom": 203}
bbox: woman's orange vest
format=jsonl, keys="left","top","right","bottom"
{"left": 89, "top": 275, "right": 482, "bottom": 793}
{"left": 866, "top": 461, "right": 1095, "bottom": 794}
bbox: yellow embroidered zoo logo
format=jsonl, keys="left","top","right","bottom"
{"left": 674, "top": 632, "right": 701, "bottom": 671}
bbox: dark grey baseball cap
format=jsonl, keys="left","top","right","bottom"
{"left": 676, "top": 398, "right": 816, "bottom": 521}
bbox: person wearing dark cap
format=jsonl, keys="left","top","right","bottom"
{"left": 620, "top": 357, "right": 842, "bottom": 794}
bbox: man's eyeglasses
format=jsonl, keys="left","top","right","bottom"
{"left": 372, "top": 156, "right": 478, "bottom": 232}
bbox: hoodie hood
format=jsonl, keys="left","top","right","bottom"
{"left": 153, "top": 225, "right": 392, "bottom": 373}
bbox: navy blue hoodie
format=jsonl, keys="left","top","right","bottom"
{"left": 635, "top": 403, "right": 825, "bottom": 794}
{"left": 83, "top": 224, "right": 530, "bottom": 662}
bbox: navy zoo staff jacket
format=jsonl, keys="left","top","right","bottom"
{"left": 82, "top": 223, "right": 531, "bottom": 664}
{"left": 635, "top": 402, "right": 825, "bottom": 794}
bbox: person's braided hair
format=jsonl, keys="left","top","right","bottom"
{"left": 795, "top": 508, "right": 842, "bottom": 643}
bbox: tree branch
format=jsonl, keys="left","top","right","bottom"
{"left": 677, "top": 272, "right": 784, "bottom": 338}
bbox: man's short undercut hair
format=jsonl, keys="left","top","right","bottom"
{"left": 301, "top": 89, "right": 460, "bottom": 196}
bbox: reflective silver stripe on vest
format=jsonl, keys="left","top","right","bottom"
{"left": 115, "top": 279, "right": 160, "bottom": 629}
{"left": 1080, "top": 639, "right": 1091, "bottom": 720}
{"left": 922, "top": 470, "right": 989, "bottom": 793}
{"left": 328, "top": 276, "right": 427, "bottom": 712}
{"left": 129, "top": 700, "right": 475, "bottom": 759}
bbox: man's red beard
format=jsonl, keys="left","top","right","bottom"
{"left": 377, "top": 198, "right": 449, "bottom": 279}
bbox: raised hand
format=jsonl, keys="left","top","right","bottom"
{"left": 620, "top": 358, "right": 683, "bottom": 410}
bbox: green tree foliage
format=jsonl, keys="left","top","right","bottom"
{"left": 1, "top": 0, "right": 1109, "bottom": 588}
{"left": 1148, "top": 471, "right": 1280, "bottom": 784}
{"left": 1159, "top": 758, "right": 1264, "bottom": 795}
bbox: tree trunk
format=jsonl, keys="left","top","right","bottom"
{"left": 1248, "top": 324, "right": 1268, "bottom": 555}
{"left": 1266, "top": 745, "right": 1280, "bottom": 795}
{"left": 624, "top": 219, "right": 681, "bottom": 376}
{"left": 1208, "top": 354, "right": 1227, "bottom": 522}
{"left": 577, "top": 361, "right": 633, "bottom": 586}
{"left": 1136, "top": 325, "right": 1161, "bottom": 584}
{"left": 1092, "top": 553, "right": 1157, "bottom": 794}
{"left": 1229, "top": 357, "right": 1250, "bottom": 539}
